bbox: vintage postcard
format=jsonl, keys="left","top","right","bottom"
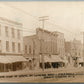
{"left": 0, "top": 1, "right": 83, "bottom": 83}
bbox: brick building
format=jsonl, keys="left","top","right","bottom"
{"left": 23, "top": 35, "right": 40, "bottom": 69}
{"left": 53, "top": 31, "right": 65, "bottom": 58}
{"left": 23, "top": 28, "right": 66, "bottom": 69}
{"left": 36, "top": 28, "right": 58, "bottom": 55}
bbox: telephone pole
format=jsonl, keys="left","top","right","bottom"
{"left": 39, "top": 16, "right": 49, "bottom": 71}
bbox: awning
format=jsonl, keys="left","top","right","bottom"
{"left": 40, "top": 55, "right": 65, "bottom": 63}
{"left": 51, "top": 55, "right": 64, "bottom": 62}
{"left": 0, "top": 56, "right": 27, "bottom": 63}
{"left": 79, "top": 57, "right": 84, "bottom": 63}
{"left": 25, "top": 57, "right": 37, "bottom": 61}
{"left": 44, "top": 56, "right": 52, "bottom": 62}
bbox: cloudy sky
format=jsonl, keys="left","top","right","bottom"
{"left": 0, "top": 1, "right": 84, "bottom": 41}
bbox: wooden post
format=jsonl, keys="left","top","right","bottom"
{"left": 39, "top": 16, "right": 49, "bottom": 71}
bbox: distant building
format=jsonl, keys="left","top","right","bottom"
{"left": 71, "top": 39, "right": 82, "bottom": 58}
{"left": 53, "top": 31, "right": 65, "bottom": 58}
{"left": 0, "top": 17, "right": 26, "bottom": 72}
{"left": 65, "top": 39, "right": 82, "bottom": 67}
{"left": 65, "top": 41, "right": 73, "bottom": 65}
{"left": 71, "top": 39, "right": 82, "bottom": 67}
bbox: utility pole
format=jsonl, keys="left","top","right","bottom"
{"left": 39, "top": 16, "right": 49, "bottom": 71}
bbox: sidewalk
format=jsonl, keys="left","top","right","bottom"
{"left": 0, "top": 66, "right": 83, "bottom": 76}
{"left": 0, "top": 66, "right": 83, "bottom": 82}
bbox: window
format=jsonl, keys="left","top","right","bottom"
{"left": 17, "top": 29, "right": 20, "bottom": 39}
{"left": 5, "top": 26, "right": 9, "bottom": 37}
{"left": 25, "top": 45, "right": 27, "bottom": 53}
{"left": 0, "top": 25, "right": 1, "bottom": 36}
{"left": 18, "top": 43, "right": 21, "bottom": 52}
{"left": 12, "top": 42, "right": 15, "bottom": 52}
{"left": 6, "top": 41, "right": 9, "bottom": 51}
{"left": 12, "top": 28, "right": 15, "bottom": 38}
{"left": 29, "top": 45, "right": 31, "bottom": 54}
{"left": 0, "top": 40, "right": 2, "bottom": 52}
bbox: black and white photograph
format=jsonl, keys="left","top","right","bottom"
{"left": 0, "top": 1, "right": 83, "bottom": 82}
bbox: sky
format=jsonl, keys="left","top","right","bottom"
{"left": 0, "top": 1, "right": 84, "bottom": 41}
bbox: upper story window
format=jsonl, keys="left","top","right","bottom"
{"left": 17, "top": 29, "right": 20, "bottom": 39}
{"left": 5, "top": 26, "right": 9, "bottom": 37}
{"left": 0, "top": 40, "right": 2, "bottom": 52}
{"left": 12, "top": 28, "right": 15, "bottom": 38}
{"left": 12, "top": 42, "right": 15, "bottom": 52}
{"left": 0, "top": 25, "right": 1, "bottom": 36}
{"left": 25, "top": 45, "right": 27, "bottom": 54}
{"left": 6, "top": 41, "right": 9, "bottom": 52}
{"left": 18, "top": 43, "right": 21, "bottom": 53}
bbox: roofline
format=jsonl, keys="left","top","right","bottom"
{"left": 0, "top": 17, "right": 22, "bottom": 26}
{"left": 36, "top": 28, "right": 58, "bottom": 36}
{"left": 23, "top": 35, "right": 36, "bottom": 38}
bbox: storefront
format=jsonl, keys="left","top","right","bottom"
{"left": 0, "top": 56, "right": 27, "bottom": 72}
{"left": 40, "top": 55, "right": 65, "bottom": 69}
{"left": 79, "top": 57, "right": 84, "bottom": 67}
{"left": 26, "top": 57, "right": 39, "bottom": 70}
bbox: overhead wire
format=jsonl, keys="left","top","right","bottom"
{"left": 2, "top": 2, "right": 82, "bottom": 37}
{"left": 3, "top": 3, "right": 39, "bottom": 20}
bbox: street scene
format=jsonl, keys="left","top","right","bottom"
{"left": 0, "top": 1, "right": 83, "bottom": 82}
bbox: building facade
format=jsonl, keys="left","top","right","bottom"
{"left": 65, "top": 39, "right": 82, "bottom": 67}
{"left": 0, "top": 17, "right": 26, "bottom": 72}
{"left": 71, "top": 39, "right": 82, "bottom": 58}
{"left": 36, "top": 28, "right": 58, "bottom": 55}
{"left": 0, "top": 17, "right": 23, "bottom": 55}
{"left": 23, "top": 28, "right": 66, "bottom": 69}
{"left": 65, "top": 41, "right": 72, "bottom": 54}
{"left": 53, "top": 31, "right": 65, "bottom": 58}
{"left": 65, "top": 41, "right": 73, "bottom": 66}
